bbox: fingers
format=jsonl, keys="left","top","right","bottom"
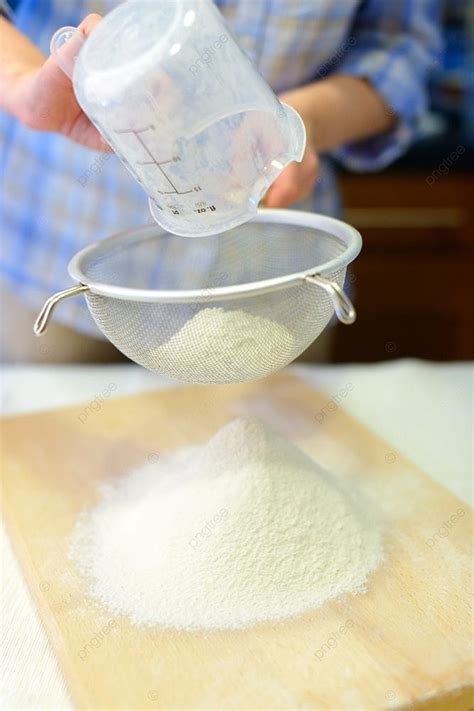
{"left": 78, "top": 13, "right": 103, "bottom": 38}
{"left": 264, "top": 149, "right": 319, "bottom": 208}
{"left": 26, "top": 12, "right": 106, "bottom": 149}
{"left": 44, "top": 13, "right": 102, "bottom": 87}
{"left": 264, "top": 164, "right": 302, "bottom": 208}
{"left": 68, "top": 112, "right": 112, "bottom": 152}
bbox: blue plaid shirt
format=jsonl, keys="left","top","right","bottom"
{"left": 0, "top": 0, "right": 442, "bottom": 336}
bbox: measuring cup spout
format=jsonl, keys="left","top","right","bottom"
{"left": 50, "top": 26, "right": 85, "bottom": 80}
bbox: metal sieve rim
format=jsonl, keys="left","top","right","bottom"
{"left": 68, "top": 208, "right": 362, "bottom": 304}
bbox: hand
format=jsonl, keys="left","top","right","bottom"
{"left": 10, "top": 14, "right": 108, "bottom": 151}
{"left": 262, "top": 140, "right": 319, "bottom": 208}
{"left": 262, "top": 90, "right": 320, "bottom": 209}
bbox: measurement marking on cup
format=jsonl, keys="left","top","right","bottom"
{"left": 115, "top": 125, "right": 195, "bottom": 196}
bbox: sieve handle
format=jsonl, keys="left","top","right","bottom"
{"left": 305, "top": 275, "right": 356, "bottom": 325}
{"left": 34, "top": 285, "right": 89, "bottom": 336}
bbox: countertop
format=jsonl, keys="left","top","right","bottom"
{"left": 1, "top": 360, "right": 472, "bottom": 710}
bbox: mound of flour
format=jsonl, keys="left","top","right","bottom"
{"left": 153, "top": 307, "right": 295, "bottom": 381}
{"left": 70, "top": 417, "right": 382, "bottom": 630}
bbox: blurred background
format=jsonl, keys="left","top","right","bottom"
{"left": 330, "top": 0, "right": 474, "bottom": 363}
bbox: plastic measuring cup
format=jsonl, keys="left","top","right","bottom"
{"left": 51, "top": 0, "right": 306, "bottom": 237}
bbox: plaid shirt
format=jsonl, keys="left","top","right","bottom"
{"left": 0, "top": 0, "right": 442, "bottom": 336}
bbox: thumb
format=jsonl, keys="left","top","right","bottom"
{"left": 263, "top": 149, "right": 319, "bottom": 208}
{"left": 263, "top": 162, "right": 302, "bottom": 209}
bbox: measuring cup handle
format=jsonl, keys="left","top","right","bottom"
{"left": 50, "top": 26, "right": 85, "bottom": 80}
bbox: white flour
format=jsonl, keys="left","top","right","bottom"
{"left": 153, "top": 307, "right": 295, "bottom": 381}
{"left": 71, "top": 417, "right": 382, "bottom": 630}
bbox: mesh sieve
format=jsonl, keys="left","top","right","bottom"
{"left": 34, "top": 209, "right": 361, "bottom": 383}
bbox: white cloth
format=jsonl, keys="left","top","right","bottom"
{"left": 1, "top": 360, "right": 472, "bottom": 710}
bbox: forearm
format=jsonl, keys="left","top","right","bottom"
{"left": 280, "top": 74, "right": 396, "bottom": 153}
{"left": 0, "top": 16, "right": 45, "bottom": 117}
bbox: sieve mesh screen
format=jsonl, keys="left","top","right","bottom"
{"left": 67, "top": 215, "right": 357, "bottom": 383}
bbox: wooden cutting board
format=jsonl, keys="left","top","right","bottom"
{"left": 1, "top": 373, "right": 472, "bottom": 711}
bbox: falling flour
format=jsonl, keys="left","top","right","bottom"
{"left": 153, "top": 307, "right": 295, "bottom": 381}
{"left": 71, "top": 417, "right": 382, "bottom": 631}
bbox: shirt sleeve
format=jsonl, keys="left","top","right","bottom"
{"left": 329, "top": 0, "right": 443, "bottom": 171}
{"left": 0, "top": 1, "right": 16, "bottom": 20}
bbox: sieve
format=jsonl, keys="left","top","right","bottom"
{"left": 34, "top": 209, "right": 362, "bottom": 384}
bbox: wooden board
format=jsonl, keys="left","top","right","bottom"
{"left": 1, "top": 374, "right": 473, "bottom": 710}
